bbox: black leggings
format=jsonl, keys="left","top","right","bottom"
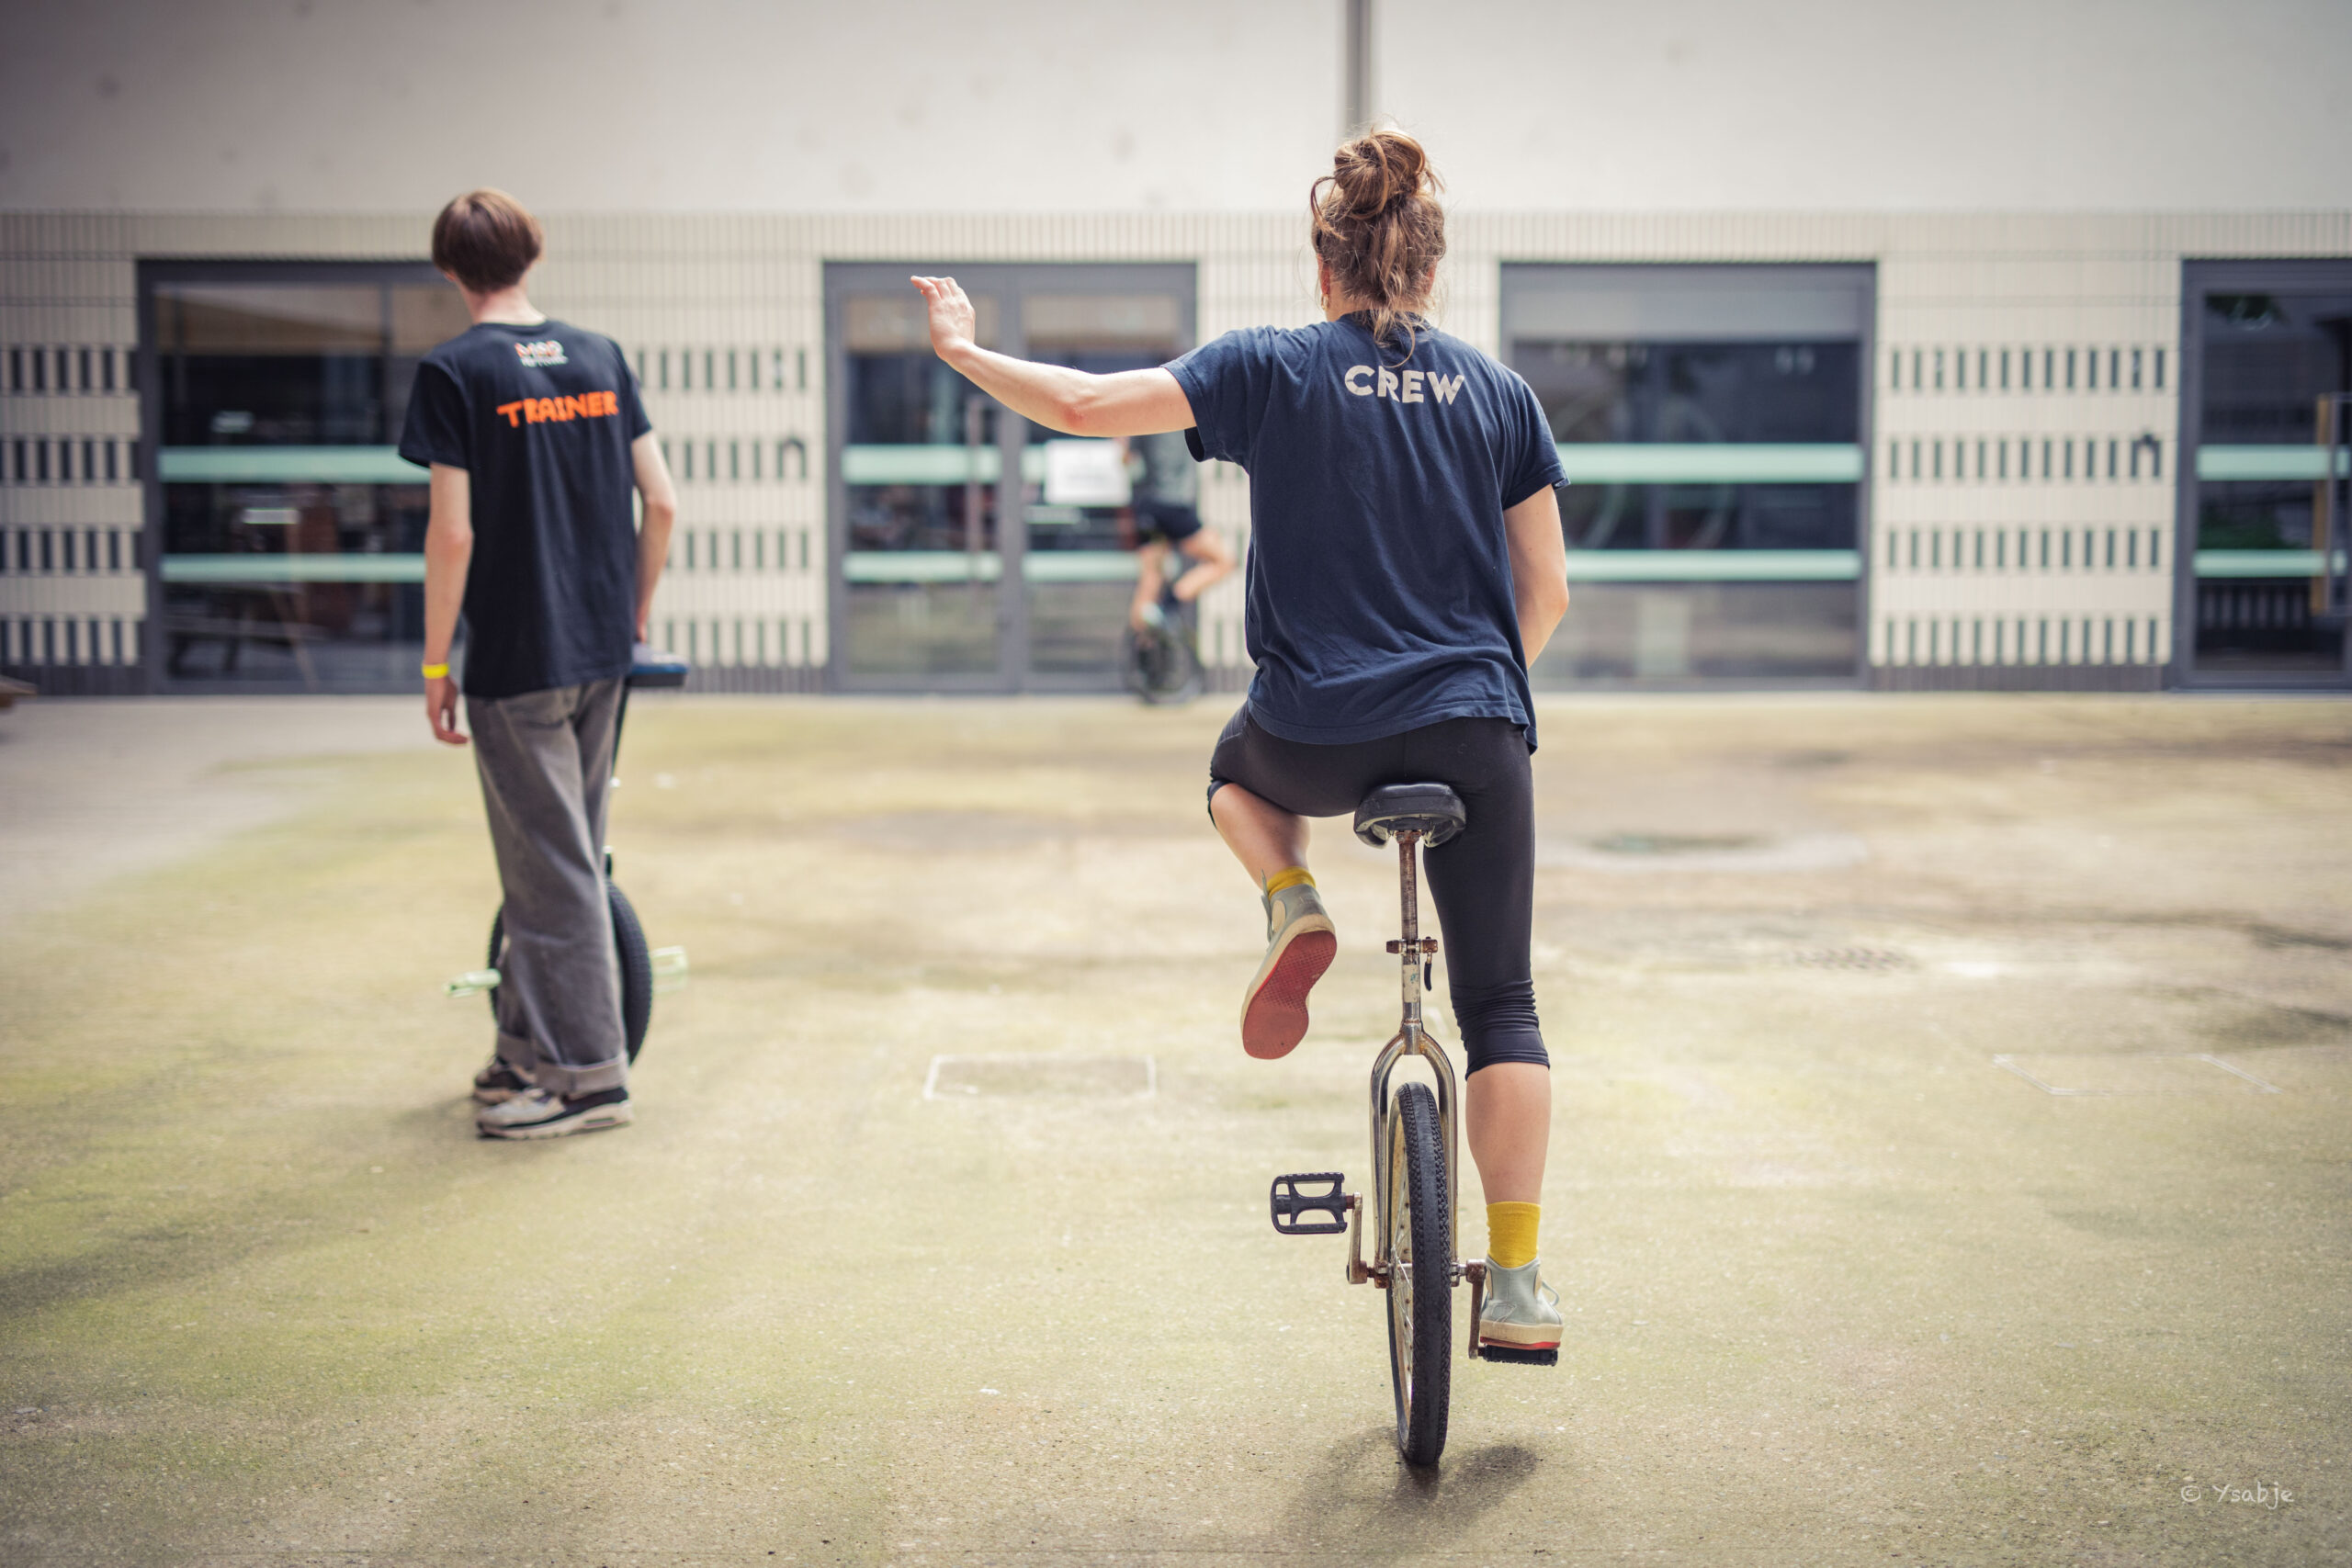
{"left": 1207, "top": 706, "right": 1545, "bottom": 1077}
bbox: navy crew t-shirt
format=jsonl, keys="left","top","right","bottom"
{"left": 396, "top": 320, "right": 652, "bottom": 700}
{"left": 1167, "top": 315, "right": 1566, "bottom": 749}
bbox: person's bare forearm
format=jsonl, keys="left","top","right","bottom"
{"left": 629, "top": 432, "right": 679, "bottom": 639}
{"left": 421, "top": 463, "right": 473, "bottom": 745}
{"left": 913, "top": 276, "right": 1193, "bottom": 437}
{"left": 1516, "top": 579, "right": 1567, "bottom": 662}
{"left": 941, "top": 342, "right": 1097, "bottom": 433}
{"left": 941, "top": 344, "right": 1183, "bottom": 437}
{"left": 422, "top": 466, "right": 473, "bottom": 667}
{"left": 636, "top": 501, "right": 674, "bottom": 636}
{"left": 1504, "top": 486, "right": 1570, "bottom": 664}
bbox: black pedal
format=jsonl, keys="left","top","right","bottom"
{"left": 1270, "top": 1172, "right": 1349, "bottom": 1235}
{"left": 1478, "top": 1344, "right": 1559, "bottom": 1367}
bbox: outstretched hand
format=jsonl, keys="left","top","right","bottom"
{"left": 910, "top": 276, "right": 977, "bottom": 362}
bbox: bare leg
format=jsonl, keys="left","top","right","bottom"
{"left": 1128, "top": 541, "right": 1168, "bottom": 631}
{"left": 1209, "top": 783, "right": 1308, "bottom": 887}
{"left": 1169, "top": 527, "right": 1236, "bottom": 604}
{"left": 1464, "top": 1061, "right": 1550, "bottom": 1205}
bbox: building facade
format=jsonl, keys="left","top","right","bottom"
{"left": 5, "top": 207, "right": 2346, "bottom": 694}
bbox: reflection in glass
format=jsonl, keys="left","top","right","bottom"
{"left": 2193, "top": 288, "right": 2352, "bottom": 674}
{"left": 1519, "top": 340, "right": 1860, "bottom": 446}
{"left": 152, "top": 273, "right": 465, "bottom": 689}
{"left": 1560, "top": 481, "right": 1855, "bottom": 553}
{"left": 1519, "top": 339, "right": 1860, "bottom": 556}
{"left": 849, "top": 484, "right": 998, "bottom": 554}
{"left": 158, "top": 483, "right": 428, "bottom": 688}
{"left": 1022, "top": 320, "right": 1173, "bottom": 679}
{"left": 841, "top": 300, "right": 1006, "bottom": 681}
{"left": 845, "top": 583, "right": 1000, "bottom": 678}
{"left": 154, "top": 281, "right": 469, "bottom": 446}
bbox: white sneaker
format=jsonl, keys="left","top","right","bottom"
{"left": 1478, "top": 1257, "right": 1562, "bottom": 1354}
{"left": 475, "top": 1087, "right": 632, "bottom": 1140}
{"left": 470, "top": 1058, "right": 533, "bottom": 1105}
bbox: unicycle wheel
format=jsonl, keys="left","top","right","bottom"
{"left": 1123, "top": 623, "right": 1203, "bottom": 705}
{"left": 487, "top": 882, "right": 654, "bottom": 1064}
{"left": 1384, "top": 1080, "right": 1452, "bottom": 1467}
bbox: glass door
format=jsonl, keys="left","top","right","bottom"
{"left": 141, "top": 262, "right": 470, "bottom": 692}
{"left": 827, "top": 264, "right": 1194, "bottom": 692}
{"left": 2178, "top": 261, "right": 2352, "bottom": 685}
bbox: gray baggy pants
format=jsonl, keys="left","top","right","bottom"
{"left": 468, "top": 677, "right": 628, "bottom": 1098}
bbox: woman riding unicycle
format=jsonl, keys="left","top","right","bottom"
{"left": 912, "top": 128, "right": 1571, "bottom": 1465}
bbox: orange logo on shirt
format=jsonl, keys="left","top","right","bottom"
{"left": 494, "top": 390, "right": 621, "bottom": 428}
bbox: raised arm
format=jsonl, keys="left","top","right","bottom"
{"left": 914, "top": 276, "right": 1195, "bottom": 437}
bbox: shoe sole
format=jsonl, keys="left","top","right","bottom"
{"left": 1478, "top": 1325, "right": 1562, "bottom": 1350}
{"left": 477, "top": 1102, "right": 634, "bottom": 1140}
{"left": 1241, "top": 926, "right": 1337, "bottom": 1060}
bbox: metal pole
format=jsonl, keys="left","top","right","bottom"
{"left": 1343, "top": 0, "right": 1374, "bottom": 138}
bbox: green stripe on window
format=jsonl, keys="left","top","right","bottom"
{"left": 2193, "top": 550, "right": 2344, "bottom": 579}
{"left": 1563, "top": 550, "right": 1860, "bottom": 582}
{"left": 161, "top": 553, "right": 426, "bottom": 583}
{"left": 1555, "top": 444, "right": 1865, "bottom": 485}
{"left": 158, "top": 446, "right": 429, "bottom": 484}
{"left": 2194, "top": 446, "right": 2351, "bottom": 482}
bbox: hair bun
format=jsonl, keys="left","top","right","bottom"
{"left": 1308, "top": 128, "right": 1446, "bottom": 354}
{"left": 1332, "top": 128, "right": 1432, "bottom": 219}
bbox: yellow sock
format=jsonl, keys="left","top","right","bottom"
{"left": 1486, "top": 1201, "right": 1540, "bottom": 1269}
{"left": 1263, "top": 866, "right": 1315, "bottom": 896}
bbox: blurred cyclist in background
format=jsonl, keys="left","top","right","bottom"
{"left": 1122, "top": 429, "right": 1234, "bottom": 635}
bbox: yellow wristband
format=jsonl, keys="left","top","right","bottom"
{"left": 421, "top": 662, "right": 450, "bottom": 680}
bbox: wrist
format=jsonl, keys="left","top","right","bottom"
{"left": 421, "top": 659, "right": 451, "bottom": 680}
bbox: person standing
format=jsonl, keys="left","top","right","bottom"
{"left": 399, "top": 188, "right": 678, "bottom": 1140}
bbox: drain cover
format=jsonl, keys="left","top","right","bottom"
{"left": 924, "top": 1055, "right": 1157, "bottom": 1100}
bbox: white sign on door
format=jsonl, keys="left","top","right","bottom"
{"left": 1042, "top": 439, "right": 1132, "bottom": 508}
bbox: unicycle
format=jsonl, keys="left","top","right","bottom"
{"left": 447, "top": 645, "right": 690, "bottom": 1055}
{"left": 1267, "top": 783, "right": 1503, "bottom": 1469}
{"left": 1122, "top": 579, "right": 1203, "bottom": 705}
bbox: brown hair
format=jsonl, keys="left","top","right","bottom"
{"left": 430, "top": 188, "right": 543, "bottom": 294}
{"left": 1309, "top": 128, "right": 1445, "bottom": 355}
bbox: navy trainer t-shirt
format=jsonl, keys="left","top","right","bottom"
{"left": 396, "top": 319, "right": 652, "bottom": 700}
{"left": 1168, "top": 315, "right": 1566, "bottom": 749}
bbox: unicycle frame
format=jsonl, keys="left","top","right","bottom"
{"left": 1358, "top": 829, "right": 1464, "bottom": 1288}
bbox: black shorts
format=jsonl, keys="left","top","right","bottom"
{"left": 1135, "top": 499, "right": 1204, "bottom": 546}
{"left": 1207, "top": 705, "right": 1545, "bottom": 1077}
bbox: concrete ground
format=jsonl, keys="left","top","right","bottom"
{"left": 0, "top": 692, "right": 2346, "bottom": 1566}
